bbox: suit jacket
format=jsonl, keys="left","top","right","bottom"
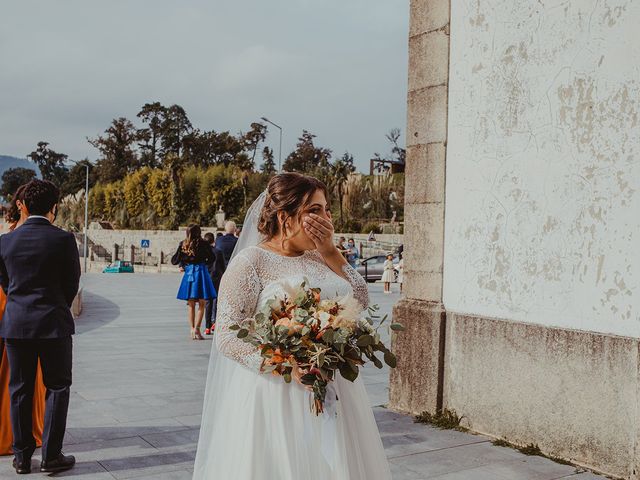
{"left": 215, "top": 234, "right": 238, "bottom": 266}
{"left": 0, "top": 217, "right": 81, "bottom": 339}
{"left": 206, "top": 245, "right": 226, "bottom": 290}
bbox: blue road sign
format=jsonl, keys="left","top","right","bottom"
{"left": 141, "top": 239, "right": 150, "bottom": 248}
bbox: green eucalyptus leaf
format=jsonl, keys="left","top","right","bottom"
{"left": 237, "top": 329, "right": 249, "bottom": 339}
{"left": 384, "top": 350, "right": 397, "bottom": 368}
{"left": 323, "top": 329, "right": 334, "bottom": 343}
{"left": 339, "top": 364, "right": 358, "bottom": 382}
{"left": 390, "top": 323, "right": 406, "bottom": 332}
{"left": 372, "top": 354, "right": 383, "bottom": 369}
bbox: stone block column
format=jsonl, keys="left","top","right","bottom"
{"left": 389, "top": 0, "right": 450, "bottom": 414}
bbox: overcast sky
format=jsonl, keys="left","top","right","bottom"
{"left": 0, "top": 0, "right": 409, "bottom": 172}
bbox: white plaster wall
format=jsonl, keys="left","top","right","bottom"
{"left": 443, "top": 0, "right": 640, "bottom": 337}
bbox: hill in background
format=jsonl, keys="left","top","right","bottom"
{"left": 0, "top": 155, "right": 40, "bottom": 178}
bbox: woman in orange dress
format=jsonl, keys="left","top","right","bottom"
{"left": 0, "top": 186, "right": 46, "bottom": 456}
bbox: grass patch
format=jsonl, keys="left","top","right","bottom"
{"left": 492, "top": 438, "right": 510, "bottom": 448}
{"left": 492, "top": 439, "right": 573, "bottom": 466}
{"left": 415, "top": 409, "right": 468, "bottom": 432}
{"left": 518, "top": 443, "right": 543, "bottom": 456}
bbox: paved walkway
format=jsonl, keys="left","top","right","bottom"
{"left": 0, "top": 274, "right": 606, "bottom": 479}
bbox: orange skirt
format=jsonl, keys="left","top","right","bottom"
{"left": 0, "top": 292, "right": 46, "bottom": 456}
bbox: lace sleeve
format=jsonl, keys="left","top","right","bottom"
{"left": 214, "top": 253, "right": 263, "bottom": 372}
{"left": 342, "top": 263, "right": 369, "bottom": 310}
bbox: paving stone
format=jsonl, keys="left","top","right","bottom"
{"left": 0, "top": 274, "right": 607, "bottom": 480}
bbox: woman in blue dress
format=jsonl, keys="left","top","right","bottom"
{"left": 171, "top": 224, "right": 217, "bottom": 340}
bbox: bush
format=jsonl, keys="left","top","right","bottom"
{"left": 123, "top": 167, "right": 150, "bottom": 218}
{"left": 361, "top": 222, "right": 380, "bottom": 234}
{"left": 146, "top": 169, "right": 172, "bottom": 219}
{"left": 334, "top": 218, "right": 362, "bottom": 234}
{"left": 198, "top": 164, "right": 244, "bottom": 223}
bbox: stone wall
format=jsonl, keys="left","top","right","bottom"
{"left": 444, "top": 313, "right": 639, "bottom": 478}
{"left": 86, "top": 228, "right": 404, "bottom": 263}
{"left": 86, "top": 229, "right": 192, "bottom": 261}
{"left": 391, "top": 0, "right": 640, "bottom": 477}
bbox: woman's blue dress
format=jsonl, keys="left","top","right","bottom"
{"left": 172, "top": 240, "right": 217, "bottom": 301}
{"left": 177, "top": 263, "right": 216, "bottom": 301}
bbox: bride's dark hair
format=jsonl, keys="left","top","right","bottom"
{"left": 258, "top": 172, "right": 328, "bottom": 239}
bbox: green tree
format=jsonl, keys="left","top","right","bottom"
{"left": 164, "top": 153, "right": 186, "bottom": 228}
{"left": 283, "top": 131, "right": 332, "bottom": 177}
{"left": 332, "top": 152, "right": 356, "bottom": 226}
{"left": 0, "top": 167, "right": 37, "bottom": 200}
{"left": 243, "top": 122, "right": 268, "bottom": 165}
{"left": 198, "top": 164, "right": 244, "bottom": 222}
{"left": 146, "top": 169, "right": 172, "bottom": 220}
{"left": 89, "top": 118, "right": 140, "bottom": 183}
{"left": 63, "top": 159, "right": 95, "bottom": 197}
{"left": 27, "top": 141, "right": 69, "bottom": 188}
{"left": 260, "top": 146, "right": 276, "bottom": 176}
{"left": 386, "top": 128, "right": 406, "bottom": 164}
{"left": 183, "top": 130, "right": 245, "bottom": 167}
{"left": 103, "top": 181, "right": 126, "bottom": 225}
{"left": 137, "top": 102, "right": 166, "bottom": 167}
{"left": 160, "top": 104, "right": 192, "bottom": 159}
{"left": 123, "top": 167, "right": 151, "bottom": 218}
{"left": 180, "top": 165, "right": 202, "bottom": 223}
{"left": 89, "top": 182, "right": 107, "bottom": 219}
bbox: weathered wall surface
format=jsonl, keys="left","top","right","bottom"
{"left": 444, "top": 313, "right": 639, "bottom": 478}
{"left": 444, "top": 0, "right": 640, "bottom": 337}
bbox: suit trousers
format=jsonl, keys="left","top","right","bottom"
{"left": 204, "top": 298, "right": 218, "bottom": 329}
{"left": 5, "top": 337, "right": 72, "bottom": 462}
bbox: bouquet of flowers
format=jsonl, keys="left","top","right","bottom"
{"left": 229, "top": 279, "right": 404, "bottom": 415}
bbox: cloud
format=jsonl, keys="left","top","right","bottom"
{"left": 0, "top": 0, "right": 409, "bottom": 171}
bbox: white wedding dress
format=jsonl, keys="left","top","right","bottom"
{"left": 193, "top": 246, "right": 391, "bottom": 480}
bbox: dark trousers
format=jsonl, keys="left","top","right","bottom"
{"left": 5, "top": 337, "right": 72, "bottom": 462}
{"left": 204, "top": 298, "right": 218, "bottom": 329}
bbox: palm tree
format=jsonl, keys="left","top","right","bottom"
{"left": 332, "top": 153, "right": 356, "bottom": 226}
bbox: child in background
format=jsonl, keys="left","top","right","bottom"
{"left": 381, "top": 253, "right": 395, "bottom": 293}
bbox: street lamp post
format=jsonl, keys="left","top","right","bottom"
{"left": 260, "top": 117, "right": 283, "bottom": 172}
{"left": 69, "top": 160, "right": 91, "bottom": 273}
{"left": 83, "top": 163, "right": 89, "bottom": 273}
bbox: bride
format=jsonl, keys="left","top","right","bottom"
{"left": 193, "top": 172, "right": 391, "bottom": 479}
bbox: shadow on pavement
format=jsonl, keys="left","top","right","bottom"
{"left": 75, "top": 290, "right": 120, "bottom": 335}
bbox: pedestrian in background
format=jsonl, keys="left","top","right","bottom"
{"left": 216, "top": 221, "right": 238, "bottom": 266}
{"left": 203, "top": 232, "right": 226, "bottom": 335}
{"left": 381, "top": 253, "right": 395, "bottom": 294}
{"left": 396, "top": 253, "right": 404, "bottom": 294}
{"left": 335, "top": 236, "right": 348, "bottom": 258}
{"left": 346, "top": 238, "right": 359, "bottom": 268}
{"left": 172, "top": 225, "right": 216, "bottom": 340}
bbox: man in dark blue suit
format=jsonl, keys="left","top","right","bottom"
{"left": 203, "top": 232, "right": 226, "bottom": 335}
{"left": 215, "top": 221, "right": 238, "bottom": 266}
{"left": 0, "top": 180, "right": 80, "bottom": 474}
